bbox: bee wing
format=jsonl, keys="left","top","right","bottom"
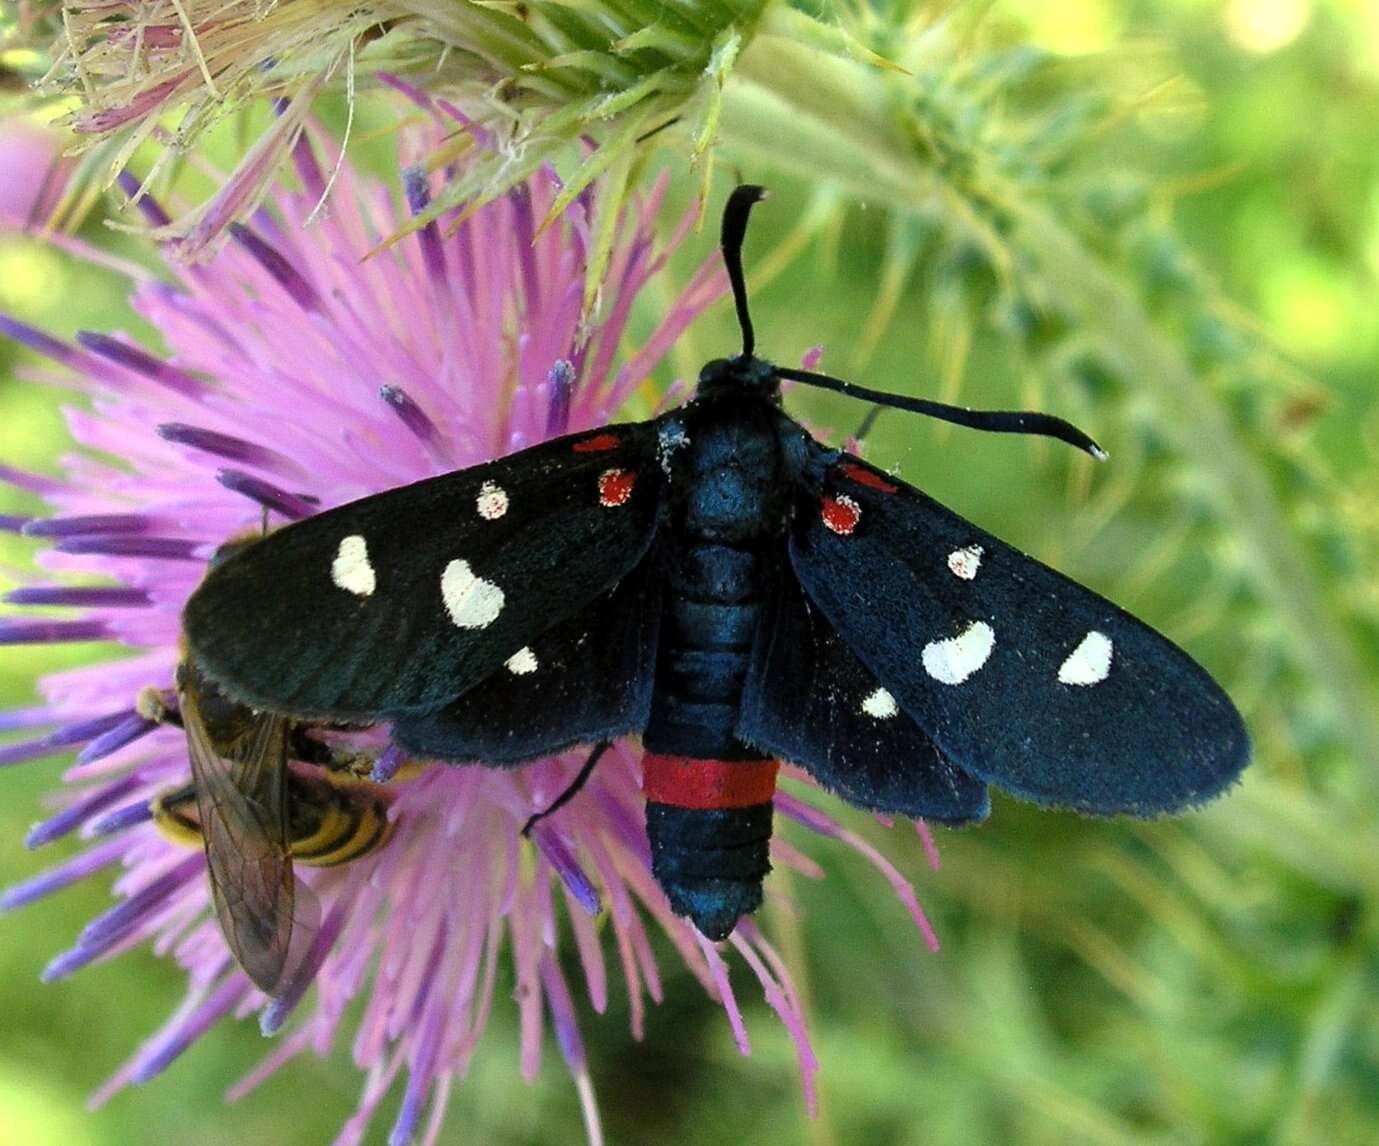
{"left": 183, "top": 697, "right": 295, "bottom": 994}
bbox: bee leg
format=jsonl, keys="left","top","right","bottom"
{"left": 289, "top": 729, "right": 341, "bottom": 767}
{"left": 137, "top": 685, "right": 182, "bottom": 729}
{"left": 521, "top": 743, "right": 610, "bottom": 837}
{"left": 150, "top": 781, "right": 202, "bottom": 846}
{"left": 288, "top": 730, "right": 388, "bottom": 780}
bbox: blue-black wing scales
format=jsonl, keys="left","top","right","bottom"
{"left": 183, "top": 426, "right": 662, "bottom": 721}
{"left": 737, "top": 561, "right": 989, "bottom": 824}
{"left": 391, "top": 550, "right": 661, "bottom": 764}
{"left": 789, "top": 450, "right": 1249, "bottom": 815}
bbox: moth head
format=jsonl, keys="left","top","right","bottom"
{"left": 695, "top": 354, "right": 780, "bottom": 401}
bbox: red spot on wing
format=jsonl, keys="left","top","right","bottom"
{"left": 573, "top": 432, "right": 620, "bottom": 453}
{"left": 839, "top": 462, "right": 898, "bottom": 493}
{"left": 821, "top": 494, "right": 861, "bottom": 535}
{"left": 597, "top": 468, "right": 637, "bottom": 507}
{"left": 642, "top": 754, "right": 780, "bottom": 810}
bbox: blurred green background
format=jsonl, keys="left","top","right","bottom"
{"left": 2, "top": 0, "right": 1378, "bottom": 1143}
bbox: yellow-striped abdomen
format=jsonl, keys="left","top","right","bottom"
{"left": 152, "top": 768, "right": 394, "bottom": 867}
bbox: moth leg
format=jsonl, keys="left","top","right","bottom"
{"left": 852, "top": 404, "right": 885, "bottom": 445}
{"left": 521, "top": 743, "right": 610, "bottom": 837}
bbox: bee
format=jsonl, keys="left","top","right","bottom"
{"left": 144, "top": 534, "right": 398, "bottom": 994}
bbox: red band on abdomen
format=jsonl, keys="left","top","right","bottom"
{"left": 642, "top": 753, "right": 780, "bottom": 810}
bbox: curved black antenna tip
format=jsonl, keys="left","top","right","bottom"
{"left": 777, "top": 366, "right": 1109, "bottom": 460}
{"left": 721, "top": 185, "right": 768, "bottom": 359}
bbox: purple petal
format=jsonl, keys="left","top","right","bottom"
{"left": 131, "top": 976, "right": 248, "bottom": 1084}
{"left": 539, "top": 954, "right": 585, "bottom": 1069}
{"left": 0, "top": 312, "right": 85, "bottom": 367}
{"left": 388, "top": 1004, "right": 445, "bottom": 1146}
{"left": 509, "top": 184, "right": 541, "bottom": 312}
{"left": 0, "top": 514, "right": 30, "bottom": 532}
{"left": 0, "top": 463, "right": 65, "bottom": 494}
{"left": 6, "top": 586, "right": 152, "bottom": 607}
{"left": 403, "top": 166, "right": 432, "bottom": 218}
{"left": 545, "top": 359, "right": 575, "bottom": 437}
{"left": 75, "top": 332, "right": 204, "bottom": 396}
{"left": 229, "top": 224, "right": 322, "bottom": 313}
{"left": 0, "top": 706, "right": 56, "bottom": 732}
{"left": 376, "top": 72, "right": 435, "bottom": 113}
{"left": 116, "top": 170, "right": 173, "bottom": 227}
{"left": 259, "top": 900, "right": 349, "bottom": 1036}
{"left": 216, "top": 470, "right": 317, "bottom": 520}
{"left": 774, "top": 792, "right": 843, "bottom": 839}
{"left": 291, "top": 134, "right": 326, "bottom": 203}
{"left": 23, "top": 709, "right": 132, "bottom": 748}
{"left": 379, "top": 385, "right": 442, "bottom": 447}
{"left": 0, "top": 736, "right": 72, "bottom": 768}
{"left": 157, "top": 422, "right": 299, "bottom": 475}
{"left": 75, "top": 713, "right": 158, "bottom": 764}
{"left": 401, "top": 164, "right": 448, "bottom": 284}
{"left": 77, "top": 853, "right": 204, "bottom": 950}
{"left": 90, "top": 798, "right": 156, "bottom": 837}
{"left": 531, "top": 826, "right": 601, "bottom": 917}
{"left": 56, "top": 536, "right": 201, "bottom": 561}
{"left": 27, "top": 775, "right": 145, "bottom": 848}
{"left": 41, "top": 946, "right": 101, "bottom": 983}
{"left": 0, "top": 619, "right": 109, "bottom": 645}
{"left": 370, "top": 744, "right": 405, "bottom": 784}
{"left": 23, "top": 513, "right": 152, "bottom": 537}
{"left": 0, "top": 837, "right": 130, "bottom": 911}
{"left": 74, "top": 78, "right": 179, "bottom": 134}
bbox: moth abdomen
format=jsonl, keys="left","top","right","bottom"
{"left": 645, "top": 796, "right": 775, "bottom": 942}
{"left": 642, "top": 528, "right": 780, "bottom": 936}
{"left": 671, "top": 542, "right": 759, "bottom": 603}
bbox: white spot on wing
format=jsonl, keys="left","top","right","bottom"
{"left": 331, "top": 535, "right": 376, "bottom": 597}
{"left": 475, "top": 480, "right": 508, "bottom": 520}
{"left": 922, "top": 621, "right": 995, "bottom": 685}
{"left": 947, "top": 544, "right": 984, "bottom": 580}
{"left": 441, "top": 559, "right": 504, "bottom": 629}
{"left": 505, "top": 647, "right": 538, "bottom": 675}
{"left": 1058, "top": 630, "right": 1113, "bottom": 685}
{"left": 861, "top": 687, "right": 898, "bottom": 719}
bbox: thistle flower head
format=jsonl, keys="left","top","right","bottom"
{"left": 32, "top": 0, "right": 777, "bottom": 298}
{"left": 0, "top": 121, "right": 941, "bottom": 1141}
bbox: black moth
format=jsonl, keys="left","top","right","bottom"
{"left": 185, "top": 186, "right": 1249, "bottom": 941}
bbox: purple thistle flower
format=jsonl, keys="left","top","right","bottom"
{"left": 1, "top": 127, "right": 944, "bottom": 1142}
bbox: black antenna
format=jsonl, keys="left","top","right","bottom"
{"left": 777, "top": 367, "right": 1108, "bottom": 460}
{"left": 722, "top": 185, "right": 767, "bottom": 359}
